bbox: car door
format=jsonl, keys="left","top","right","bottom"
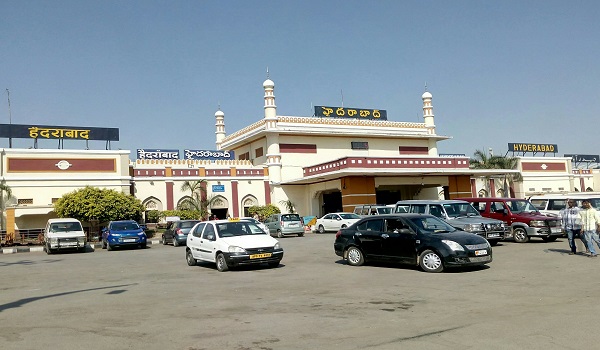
{"left": 164, "top": 222, "right": 174, "bottom": 241}
{"left": 265, "top": 215, "right": 276, "bottom": 234}
{"left": 187, "top": 223, "right": 206, "bottom": 259}
{"left": 380, "top": 218, "right": 417, "bottom": 263}
{"left": 199, "top": 223, "right": 218, "bottom": 262}
{"left": 322, "top": 214, "right": 334, "bottom": 231}
{"left": 354, "top": 218, "right": 385, "bottom": 257}
{"left": 487, "top": 201, "right": 510, "bottom": 224}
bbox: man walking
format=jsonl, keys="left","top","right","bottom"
{"left": 578, "top": 200, "right": 600, "bottom": 257}
{"left": 559, "top": 199, "right": 585, "bottom": 255}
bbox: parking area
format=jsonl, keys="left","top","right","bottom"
{"left": 1, "top": 234, "right": 599, "bottom": 350}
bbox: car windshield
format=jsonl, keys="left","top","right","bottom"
{"left": 111, "top": 222, "right": 140, "bottom": 231}
{"left": 442, "top": 203, "right": 480, "bottom": 218}
{"left": 506, "top": 200, "right": 539, "bottom": 213}
{"left": 216, "top": 222, "right": 266, "bottom": 237}
{"left": 49, "top": 222, "right": 83, "bottom": 232}
{"left": 408, "top": 216, "right": 457, "bottom": 234}
{"left": 340, "top": 213, "right": 361, "bottom": 220}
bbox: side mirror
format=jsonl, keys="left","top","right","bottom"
{"left": 503, "top": 209, "right": 508, "bottom": 215}
{"left": 398, "top": 228, "right": 413, "bottom": 234}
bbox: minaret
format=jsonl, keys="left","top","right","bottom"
{"left": 263, "top": 71, "right": 282, "bottom": 183}
{"left": 215, "top": 109, "right": 226, "bottom": 150}
{"left": 422, "top": 89, "right": 435, "bottom": 135}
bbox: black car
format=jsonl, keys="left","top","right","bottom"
{"left": 161, "top": 220, "right": 201, "bottom": 246}
{"left": 334, "top": 214, "right": 492, "bottom": 273}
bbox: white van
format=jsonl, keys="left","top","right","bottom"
{"left": 44, "top": 218, "right": 87, "bottom": 254}
{"left": 529, "top": 193, "right": 600, "bottom": 216}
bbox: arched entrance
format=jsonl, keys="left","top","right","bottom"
{"left": 210, "top": 195, "right": 229, "bottom": 219}
{"left": 241, "top": 195, "right": 258, "bottom": 217}
{"left": 321, "top": 190, "right": 342, "bottom": 216}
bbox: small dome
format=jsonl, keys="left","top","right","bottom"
{"left": 422, "top": 91, "right": 432, "bottom": 99}
{"left": 263, "top": 79, "right": 274, "bottom": 88}
{"left": 215, "top": 110, "right": 224, "bottom": 117}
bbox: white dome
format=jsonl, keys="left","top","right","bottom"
{"left": 263, "top": 79, "right": 274, "bottom": 88}
{"left": 215, "top": 110, "right": 224, "bottom": 117}
{"left": 422, "top": 91, "right": 432, "bottom": 99}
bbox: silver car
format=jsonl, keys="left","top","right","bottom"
{"left": 264, "top": 213, "right": 305, "bottom": 238}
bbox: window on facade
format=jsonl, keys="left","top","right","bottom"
{"left": 238, "top": 152, "right": 250, "bottom": 160}
{"left": 255, "top": 147, "right": 263, "bottom": 158}
{"left": 18, "top": 198, "right": 33, "bottom": 205}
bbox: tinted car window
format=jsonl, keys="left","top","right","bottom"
{"left": 180, "top": 221, "right": 199, "bottom": 229}
{"left": 356, "top": 219, "right": 383, "bottom": 232}
{"left": 530, "top": 199, "right": 547, "bottom": 210}
{"left": 111, "top": 222, "right": 139, "bottom": 230}
{"left": 410, "top": 204, "right": 427, "bottom": 214}
{"left": 408, "top": 216, "right": 456, "bottom": 233}
{"left": 192, "top": 223, "right": 206, "bottom": 237}
{"left": 429, "top": 205, "right": 443, "bottom": 218}
{"left": 202, "top": 224, "right": 215, "bottom": 239}
{"left": 385, "top": 218, "right": 409, "bottom": 232}
{"left": 282, "top": 214, "right": 301, "bottom": 221}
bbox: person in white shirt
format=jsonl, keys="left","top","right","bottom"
{"left": 559, "top": 199, "right": 587, "bottom": 255}
{"left": 578, "top": 200, "right": 600, "bottom": 258}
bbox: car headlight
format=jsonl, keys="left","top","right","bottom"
{"left": 463, "top": 224, "right": 480, "bottom": 232}
{"left": 78, "top": 237, "right": 86, "bottom": 244}
{"left": 442, "top": 240, "right": 465, "bottom": 251}
{"left": 137, "top": 231, "right": 146, "bottom": 236}
{"left": 228, "top": 246, "right": 247, "bottom": 253}
{"left": 111, "top": 233, "right": 121, "bottom": 237}
{"left": 50, "top": 237, "right": 58, "bottom": 244}
{"left": 530, "top": 220, "right": 546, "bottom": 227}
{"left": 274, "top": 242, "right": 281, "bottom": 250}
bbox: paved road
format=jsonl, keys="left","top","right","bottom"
{"left": 1, "top": 235, "right": 599, "bottom": 350}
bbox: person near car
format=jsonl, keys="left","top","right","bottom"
{"left": 578, "top": 200, "right": 600, "bottom": 258}
{"left": 559, "top": 199, "right": 587, "bottom": 255}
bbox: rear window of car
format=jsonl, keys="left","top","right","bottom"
{"left": 282, "top": 214, "right": 301, "bottom": 222}
{"left": 180, "top": 221, "right": 199, "bottom": 229}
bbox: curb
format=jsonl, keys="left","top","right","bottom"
{"left": 1, "top": 239, "right": 161, "bottom": 254}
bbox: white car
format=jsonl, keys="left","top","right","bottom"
{"left": 315, "top": 212, "right": 362, "bottom": 233}
{"left": 185, "top": 218, "right": 283, "bottom": 272}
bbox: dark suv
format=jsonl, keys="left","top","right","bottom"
{"left": 161, "top": 220, "right": 201, "bottom": 246}
{"left": 456, "top": 197, "right": 563, "bottom": 243}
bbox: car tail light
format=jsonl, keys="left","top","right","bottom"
{"left": 280, "top": 220, "right": 284, "bottom": 227}
{"left": 335, "top": 230, "right": 342, "bottom": 239}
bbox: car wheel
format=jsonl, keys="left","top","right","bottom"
{"left": 216, "top": 253, "right": 229, "bottom": 272}
{"left": 489, "top": 240, "right": 498, "bottom": 246}
{"left": 346, "top": 246, "right": 364, "bottom": 266}
{"left": 419, "top": 249, "right": 444, "bottom": 273}
{"left": 268, "top": 261, "right": 280, "bottom": 268}
{"left": 78, "top": 246, "right": 86, "bottom": 253}
{"left": 173, "top": 238, "right": 179, "bottom": 247}
{"left": 161, "top": 236, "right": 166, "bottom": 245}
{"left": 139, "top": 242, "right": 147, "bottom": 249}
{"left": 341, "top": 224, "right": 347, "bottom": 229}
{"left": 513, "top": 227, "right": 529, "bottom": 243}
{"left": 277, "top": 230, "right": 283, "bottom": 238}
{"left": 298, "top": 232, "right": 304, "bottom": 237}
{"left": 186, "top": 249, "right": 197, "bottom": 266}
{"left": 543, "top": 236, "right": 558, "bottom": 242}
{"left": 318, "top": 225, "right": 325, "bottom": 234}
{"left": 106, "top": 242, "right": 113, "bottom": 251}
{"left": 46, "top": 243, "right": 53, "bottom": 255}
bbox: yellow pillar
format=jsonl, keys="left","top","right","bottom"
{"left": 341, "top": 176, "right": 376, "bottom": 212}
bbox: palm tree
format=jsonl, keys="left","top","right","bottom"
{"left": 179, "top": 180, "right": 212, "bottom": 219}
{"left": 470, "top": 150, "right": 522, "bottom": 197}
{"left": 0, "top": 180, "right": 13, "bottom": 230}
{"left": 279, "top": 199, "right": 296, "bottom": 214}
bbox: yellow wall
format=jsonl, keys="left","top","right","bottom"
{"left": 341, "top": 176, "right": 376, "bottom": 211}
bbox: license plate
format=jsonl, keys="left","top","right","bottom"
{"left": 249, "top": 253, "right": 272, "bottom": 259}
{"left": 475, "top": 249, "right": 488, "bottom": 256}
{"left": 62, "top": 242, "right": 77, "bottom": 246}
{"left": 551, "top": 227, "right": 562, "bottom": 233}
{"left": 123, "top": 238, "right": 136, "bottom": 243}
{"left": 288, "top": 223, "right": 298, "bottom": 227}
{"left": 488, "top": 233, "right": 499, "bottom": 238}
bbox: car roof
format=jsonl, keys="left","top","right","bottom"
{"left": 395, "top": 200, "right": 469, "bottom": 204}
{"left": 457, "top": 197, "right": 527, "bottom": 201}
{"left": 358, "top": 213, "right": 436, "bottom": 219}
{"left": 109, "top": 220, "right": 138, "bottom": 223}
{"left": 326, "top": 212, "right": 356, "bottom": 215}
{"left": 47, "top": 218, "right": 81, "bottom": 223}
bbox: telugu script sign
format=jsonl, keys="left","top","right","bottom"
{"left": 508, "top": 143, "right": 558, "bottom": 153}
{"left": 184, "top": 149, "right": 234, "bottom": 160}
{"left": 314, "top": 106, "right": 387, "bottom": 120}
{"left": 0, "top": 124, "right": 119, "bottom": 141}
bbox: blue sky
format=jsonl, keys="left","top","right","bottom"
{"left": 2, "top": 1, "right": 598, "bottom": 159}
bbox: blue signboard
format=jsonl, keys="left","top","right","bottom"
{"left": 212, "top": 185, "right": 225, "bottom": 192}
{"left": 137, "top": 149, "right": 180, "bottom": 160}
{"left": 184, "top": 149, "right": 234, "bottom": 160}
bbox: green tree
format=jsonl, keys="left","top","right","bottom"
{"left": 0, "top": 180, "right": 13, "bottom": 230}
{"left": 248, "top": 204, "right": 280, "bottom": 221}
{"left": 54, "top": 186, "right": 144, "bottom": 223}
